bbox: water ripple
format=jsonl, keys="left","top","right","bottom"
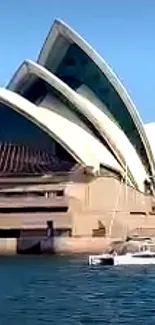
{"left": 0, "top": 256, "right": 155, "bottom": 324}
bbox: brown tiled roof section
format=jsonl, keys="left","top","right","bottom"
{"left": 0, "top": 143, "right": 74, "bottom": 177}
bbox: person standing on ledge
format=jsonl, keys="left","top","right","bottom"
{"left": 46, "top": 221, "right": 54, "bottom": 238}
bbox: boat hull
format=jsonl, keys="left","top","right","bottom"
{"left": 88, "top": 252, "right": 155, "bottom": 266}
{"left": 114, "top": 254, "right": 155, "bottom": 265}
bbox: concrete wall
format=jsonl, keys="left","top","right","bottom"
{"left": 67, "top": 176, "right": 154, "bottom": 238}
{"left": 0, "top": 174, "right": 154, "bottom": 255}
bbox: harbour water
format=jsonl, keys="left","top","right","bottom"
{"left": 0, "top": 255, "right": 155, "bottom": 324}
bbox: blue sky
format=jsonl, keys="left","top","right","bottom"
{"left": 0, "top": 0, "right": 155, "bottom": 122}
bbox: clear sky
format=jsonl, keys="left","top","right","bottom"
{"left": 0, "top": 0, "right": 155, "bottom": 122}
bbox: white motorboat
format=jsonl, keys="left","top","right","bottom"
{"left": 88, "top": 250, "right": 155, "bottom": 266}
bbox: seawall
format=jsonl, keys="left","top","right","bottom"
{"left": 53, "top": 237, "right": 112, "bottom": 254}
{"left": 0, "top": 236, "right": 115, "bottom": 255}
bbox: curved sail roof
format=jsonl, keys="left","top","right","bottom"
{"left": 0, "top": 88, "right": 122, "bottom": 175}
{"left": 144, "top": 123, "right": 155, "bottom": 164}
{"left": 7, "top": 60, "right": 148, "bottom": 191}
{"left": 37, "top": 19, "right": 155, "bottom": 177}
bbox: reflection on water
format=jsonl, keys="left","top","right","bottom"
{"left": 0, "top": 255, "right": 155, "bottom": 324}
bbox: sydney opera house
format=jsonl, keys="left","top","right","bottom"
{"left": 0, "top": 19, "right": 155, "bottom": 253}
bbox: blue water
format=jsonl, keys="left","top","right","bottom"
{"left": 0, "top": 256, "right": 155, "bottom": 324}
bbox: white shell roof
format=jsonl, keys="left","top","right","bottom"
{"left": 7, "top": 60, "right": 148, "bottom": 191}
{"left": 37, "top": 19, "right": 155, "bottom": 176}
{"left": 144, "top": 123, "right": 155, "bottom": 163}
{"left": 0, "top": 88, "right": 122, "bottom": 175}
{"left": 76, "top": 87, "right": 149, "bottom": 192}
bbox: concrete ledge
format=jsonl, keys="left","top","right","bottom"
{"left": 0, "top": 236, "right": 123, "bottom": 255}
